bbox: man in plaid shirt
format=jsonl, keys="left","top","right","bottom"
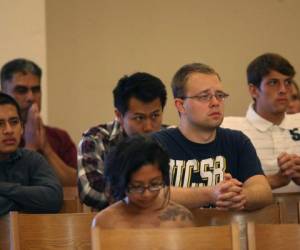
{"left": 78, "top": 72, "right": 168, "bottom": 210}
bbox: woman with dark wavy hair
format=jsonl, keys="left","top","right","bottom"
{"left": 92, "top": 134, "right": 194, "bottom": 228}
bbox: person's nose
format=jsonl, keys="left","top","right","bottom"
{"left": 278, "top": 82, "right": 289, "bottom": 94}
{"left": 25, "top": 89, "right": 35, "bottom": 103}
{"left": 143, "top": 118, "right": 155, "bottom": 133}
{"left": 3, "top": 122, "right": 13, "bottom": 134}
{"left": 209, "top": 95, "right": 220, "bottom": 107}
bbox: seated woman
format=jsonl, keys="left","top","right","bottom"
{"left": 92, "top": 135, "right": 194, "bottom": 228}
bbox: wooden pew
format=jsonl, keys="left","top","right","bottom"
{"left": 0, "top": 214, "right": 10, "bottom": 250}
{"left": 190, "top": 202, "right": 283, "bottom": 250}
{"left": 247, "top": 222, "right": 300, "bottom": 250}
{"left": 273, "top": 192, "right": 300, "bottom": 223}
{"left": 9, "top": 211, "right": 96, "bottom": 250}
{"left": 60, "top": 186, "right": 83, "bottom": 213}
{"left": 190, "top": 202, "right": 283, "bottom": 226}
{"left": 92, "top": 223, "right": 240, "bottom": 250}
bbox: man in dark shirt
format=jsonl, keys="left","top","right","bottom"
{"left": 1, "top": 58, "right": 77, "bottom": 186}
{"left": 153, "top": 63, "right": 272, "bottom": 211}
{"left": 0, "top": 92, "right": 62, "bottom": 215}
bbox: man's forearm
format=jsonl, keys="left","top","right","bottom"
{"left": 292, "top": 177, "right": 300, "bottom": 185}
{"left": 43, "top": 144, "right": 77, "bottom": 186}
{"left": 0, "top": 196, "right": 17, "bottom": 216}
{"left": 170, "top": 186, "right": 214, "bottom": 209}
{"left": 243, "top": 176, "right": 273, "bottom": 211}
{"left": 266, "top": 173, "right": 291, "bottom": 189}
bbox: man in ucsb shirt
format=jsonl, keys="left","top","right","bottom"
{"left": 153, "top": 62, "right": 272, "bottom": 211}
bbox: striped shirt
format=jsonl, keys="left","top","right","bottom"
{"left": 222, "top": 103, "right": 300, "bottom": 193}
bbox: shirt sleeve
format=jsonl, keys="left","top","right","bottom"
{"left": 0, "top": 196, "right": 17, "bottom": 216}
{"left": 46, "top": 127, "right": 78, "bottom": 169}
{"left": 77, "top": 135, "right": 109, "bottom": 210}
{"left": 0, "top": 152, "right": 63, "bottom": 213}
{"left": 237, "top": 132, "right": 265, "bottom": 182}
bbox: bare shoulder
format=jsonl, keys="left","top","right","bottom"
{"left": 158, "top": 201, "right": 195, "bottom": 227}
{"left": 92, "top": 202, "right": 123, "bottom": 229}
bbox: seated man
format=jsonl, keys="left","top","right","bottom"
{"left": 222, "top": 53, "right": 300, "bottom": 193}
{"left": 78, "top": 72, "right": 168, "bottom": 210}
{"left": 92, "top": 135, "right": 194, "bottom": 228}
{"left": 0, "top": 58, "right": 77, "bottom": 186}
{"left": 152, "top": 63, "right": 272, "bottom": 211}
{"left": 0, "top": 92, "right": 63, "bottom": 215}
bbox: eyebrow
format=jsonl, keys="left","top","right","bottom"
{"left": 130, "top": 177, "right": 163, "bottom": 185}
{"left": 132, "top": 109, "right": 162, "bottom": 115}
{"left": 0, "top": 116, "right": 19, "bottom": 121}
{"left": 194, "top": 89, "right": 224, "bottom": 95}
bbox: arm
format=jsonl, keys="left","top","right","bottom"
{"left": 0, "top": 152, "right": 63, "bottom": 213}
{"left": 291, "top": 155, "right": 300, "bottom": 185}
{"left": 242, "top": 175, "right": 273, "bottom": 211}
{"left": 0, "top": 196, "right": 17, "bottom": 216}
{"left": 170, "top": 186, "right": 215, "bottom": 209}
{"left": 233, "top": 132, "right": 272, "bottom": 210}
{"left": 78, "top": 135, "right": 109, "bottom": 209}
{"left": 270, "top": 152, "right": 300, "bottom": 187}
{"left": 24, "top": 104, "right": 77, "bottom": 186}
{"left": 170, "top": 174, "right": 245, "bottom": 210}
{"left": 266, "top": 172, "right": 291, "bottom": 189}
{"left": 42, "top": 140, "right": 77, "bottom": 186}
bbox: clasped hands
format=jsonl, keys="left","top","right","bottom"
{"left": 212, "top": 173, "right": 246, "bottom": 211}
{"left": 276, "top": 152, "right": 300, "bottom": 181}
{"left": 24, "top": 103, "right": 49, "bottom": 152}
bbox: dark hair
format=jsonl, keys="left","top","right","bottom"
{"left": 104, "top": 134, "right": 170, "bottom": 202}
{"left": 171, "top": 63, "right": 221, "bottom": 98}
{"left": 1, "top": 58, "right": 42, "bottom": 90}
{"left": 0, "top": 92, "right": 22, "bottom": 120}
{"left": 113, "top": 72, "right": 167, "bottom": 115}
{"left": 247, "top": 53, "right": 295, "bottom": 88}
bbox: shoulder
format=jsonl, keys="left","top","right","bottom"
{"left": 218, "top": 127, "right": 249, "bottom": 140}
{"left": 159, "top": 201, "right": 195, "bottom": 227}
{"left": 222, "top": 116, "right": 250, "bottom": 130}
{"left": 19, "top": 148, "right": 45, "bottom": 162}
{"left": 82, "top": 120, "right": 122, "bottom": 140}
{"left": 285, "top": 113, "right": 300, "bottom": 128}
{"left": 44, "top": 125, "right": 71, "bottom": 139}
{"left": 152, "top": 128, "right": 178, "bottom": 140}
{"left": 92, "top": 201, "right": 123, "bottom": 229}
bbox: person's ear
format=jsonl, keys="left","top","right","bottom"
{"left": 248, "top": 83, "right": 259, "bottom": 100}
{"left": 174, "top": 98, "right": 185, "bottom": 115}
{"left": 114, "top": 109, "right": 124, "bottom": 126}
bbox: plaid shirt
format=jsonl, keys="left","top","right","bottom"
{"left": 78, "top": 118, "right": 169, "bottom": 210}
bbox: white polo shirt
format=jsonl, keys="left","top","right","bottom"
{"left": 222, "top": 103, "right": 300, "bottom": 193}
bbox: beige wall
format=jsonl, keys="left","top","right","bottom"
{"left": 0, "top": 0, "right": 47, "bottom": 120}
{"left": 46, "top": 0, "right": 300, "bottom": 144}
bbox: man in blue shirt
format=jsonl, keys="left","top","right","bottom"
{"left": 153, "top": 63, "right": 272, "bottom": 211}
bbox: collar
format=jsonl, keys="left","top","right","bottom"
{"left": 0, "top": 148, "right": 22, "bottom": 164}
{"left": 246, "top": 103, "right": 290, "bottom": 132}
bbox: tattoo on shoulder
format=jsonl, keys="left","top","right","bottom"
{"left": 158, "top": 203, "right": 193, "bottom": 222}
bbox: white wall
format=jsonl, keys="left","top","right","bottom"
{"left": 46, "top": 0, "right": 300, "bottom": 144}
{"left": 0, "top": 0, "right": 47, "bottom": 121}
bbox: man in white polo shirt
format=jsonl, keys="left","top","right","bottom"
{"left": 222, "top": 53, "right": 300, "bottom": 193}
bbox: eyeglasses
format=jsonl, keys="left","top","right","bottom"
{"left": 182, "top": 92, "right": 229, "bottom": 102}
{"left": 127, "top": 182, "right": 164, "bottom": 194}
{"left": 0, "top": 117, "right": 21, "bottom": 130}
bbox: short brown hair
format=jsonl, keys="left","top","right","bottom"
{"left": 171, "top": 63, "right": 220, "bottom": 98}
